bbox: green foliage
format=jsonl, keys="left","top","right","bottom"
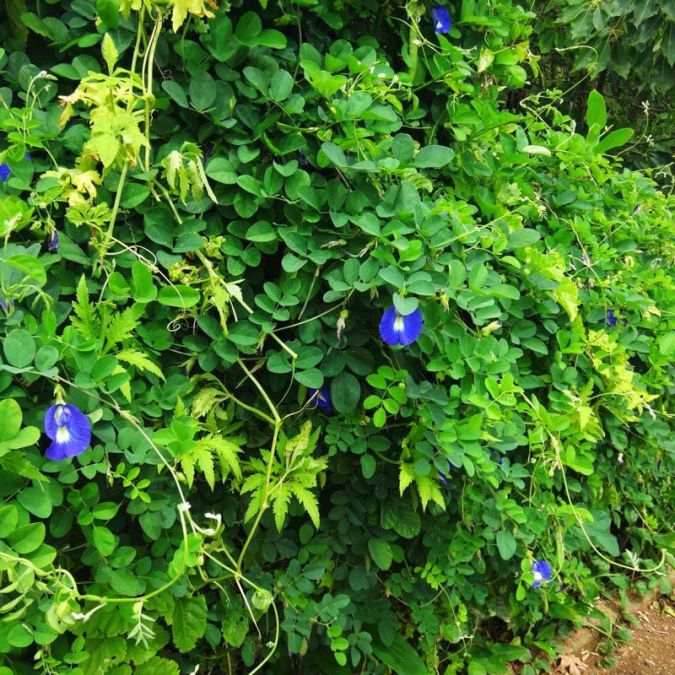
{"left": 0, "top": 0, "right": 673, "bottom": 673}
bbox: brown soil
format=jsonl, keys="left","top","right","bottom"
{"left": 555, "top": 597, "right": 675, "bottom": 675}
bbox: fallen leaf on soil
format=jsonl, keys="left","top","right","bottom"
{"left": 555, "top": 654, "right": 589, "bottom": 674}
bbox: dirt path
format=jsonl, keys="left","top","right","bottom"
{"left": 555, "top": 598, "right": 675, "bottom": 674}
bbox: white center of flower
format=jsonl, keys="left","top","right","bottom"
{"left": 533, "top": 571, "right": 543, "bottom": 582}
{"left": 393, "top": 315, "right": 405, "bottom": 332}
{"left": 54, "top": 405, "right": 69, "bottom": 424}
{"left": 56, "top": 426, "right": 71, "bottom": 443}
{"left": 436, "top": 20, "right": 442, "bottom": 30}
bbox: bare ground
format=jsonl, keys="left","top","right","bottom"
{"left": 554, "top": 595, "right": 675, "bottom": 675}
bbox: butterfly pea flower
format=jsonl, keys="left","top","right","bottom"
{"left": 0, "top": 163, "right": 10, "bottom": 182}
{"left": 379, "top": 306, "right": 423, "bottom": 346}
{"left": 308, "top": 385, "right": 332, "bottom": 413}
{"left": 606, "top": 309, "right": 617, "bottom": 327}
{"left": 48, "top": 231, "right": 59, "bottom": 252}
{"left": 44, "top": 403, "right": 92, "bottom": 460}
{"left": 530, "top": 559, "right": 553, "bottom": 589}
{"left": 431, "top": 5, "right": 452, "bottom": 34}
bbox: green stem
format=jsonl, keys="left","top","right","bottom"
{"left": 99, "top": 161, "right": 129, "bottom": 262}
{"left": 236, "top": 421, "right": 282, "bottom": 570}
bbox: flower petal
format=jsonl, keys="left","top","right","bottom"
{"left": 44, "top": 404, "right": 61, "bottom": 440}
{"left": 0, "top": 163, "right": 10, "bottom": 182}
{"left": 308, "top": 386, "right": 333, "bottom": 413}
{"left": 399, "top": 308, "right": 423, "bottom": 345}
{"left": 379, "top": 306, "right": 401, "bottom": 345}
{"left": 430, "top": 6, "right": 452, "bottom": 34}
{"left": 530, "top": 559, "right": 553, "bottom": 588}
{"left": 44, "top": 403, "right": 91, "bottom": 460}
{"left": 45, "top": 439, "right": 71, "bottom": 461}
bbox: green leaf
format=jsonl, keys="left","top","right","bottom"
{"left": 295, "top": 368, "right": 324, "bottom": 389}
{"left": 92, "top": 525, "right": 116, "bottom": 556}
{"left": 131, "top": 262, "right": 157, "bottom": 303}
{"left": 360, "top": 453, "right": 376, "bottom": 479}
{"left": 596, "top": 128, "right": 634, "bottom": 154}
{"left": 162, "top": 80, "right": 189, "bottom": 108}
{"left": 135, "top": 657, "right": 180, "bottom": 675}
{"left": 157, "top": 285, "right": 201, "bottom": 308}
{"left": 331, "top": 372, "right": 361, "bottom": 414}
{"left": 189, "top": 72, "right": 216, "bottom": 111}
{"left": 414, "top": 145, "right": 454, "bottom": 168}
{"left": 246, "top": 220, "right": 277, "bottom": 242}
{"left": 509, "top": 228, "right": 541, "bottom": 249}
{"left": 101, "top": 33, "right": 118, "bottom": 73}
{"left": 17, "top": 486, "right": 53, "bottom": 519}
{"left": 205, "top": 158, "right": 237, "bottom": 184}
{"left": 585, "top": 90, "right": 607, "bottom": 133}
{"left": 116, "top": 349, "right": 165, "bottom": 380}
{"left": 496, "top": 530, "right": 517, "bottom": 560}
{"left": 585, "top": 510, "right": 620, "bottom": 556}
{"left": 0, "top": 504, "right": 18, "bottom": 538}
{"left": 368, "top": 537, "right": 393, "bottom": 570}
{"left": 0, "top": 399, "right": 22, "bottom": 442}
{"left": 96, "top": 0, "right": 119, "bottom": 29}
{"left": 4, "top": 254, "right": 46, "bottom": 286}
{"left": 372, "top": 635, "right": 427, "bottom": 675}
{"left": 3, "top": 329, "right": 35, "bottom": 368}
{"left": 172, "top": 595, "right": 207, "bottom": 653}
{"left": 269, "top": 70, "right": 294, "bottom": 101}
{"left": 8, "top": 522, "right": 45, "bottom": 554}
{"left": 235, "top": 12, "right": 262, "bottom": 44}
{"left": 321, "top": 142, "right": 348, "bottom": 167}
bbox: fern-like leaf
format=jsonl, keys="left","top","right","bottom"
{"left": 71, "top": 275, "right": 99, "bottom": 339}
{"left": 104, "top": 304, "right": 143, "bottom": 352}
{"left": 191, "top": 388, "right": 225, "bottom": 418}
{"left": 116, "top": 349, "right": 165, "bottom": 380}
{"left": 290, "top": 485, "right": 321, "bottom": 528}
{"left": 399, "top": 463, "right": 415, "bottom": 496}
{"left": 194, "top": 444, "right": 215, "bottom": 490}
{"left": 416, "top": 475, "right": 445, "bottom": 511}
{"left": 272, "top": 484, "right": 293, "bottom": 531}
{"left": 204, "top": 436, "right": 242, "bottom": 480}
{"left": 180, "top": 454, "right": 195, "bottom": 488}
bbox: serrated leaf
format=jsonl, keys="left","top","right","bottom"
{"left": 194, "top": 444, "right": 215, "bottom": 490}
{"left": 71, "top": 276, "right": 99, "bottom": 339}
{"left": 272, "top": 483, "right": 292, "bottom": 531}
{"left": 116, "top": 349, "right": 164, "bottom": 380}
{"left": 101, "top": 33, "right": 118, "bottom": 73}
{"left": 172, "top": 595, "right": 207, "bottom": 653}
{"left": 399, "top": 464, "right": 415, "bottom": 495}
{"left": 290, "top": 484, "right": 320, "bottom": 528}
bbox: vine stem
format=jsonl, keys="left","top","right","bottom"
{"left": 98, "top": 161, "right": 128, "bottom": 264}
{"left": 522, "top": 394, "right": 667, "bottom": 575}
{"left": 236, "top": 421, "right": 282, "bottom": 571}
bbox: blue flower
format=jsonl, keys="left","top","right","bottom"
{"left": 25, "top": 152, "right": 32, "bottom": 161}
{"left": 431, "top": 5, "right": 452, "bottom": 34}
{"left": 0, "top": 163, "right": 10, "bottom": 182}
{"left": 48, "top": 231, "right": 59, "bottom": 252}
{"left": 379, "top": 306, "right": 423, "bottom": 346}
{"left": 606, "top": 309, "right": 617, "bottom": 327}
{"left": 44, "top": 403, "right": 92, "bottom": 461}
{"left": 308, "top": 385, "right": 332, "bottom": 413}
{"left": 437, "top": 471, "right": 449, "bottom": 485}
{"left": 530, "top": 559, "right": 553, "bottom": 588}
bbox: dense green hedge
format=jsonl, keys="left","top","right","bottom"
{"left": 0, "top": 1, "right": 673, "bottom": 673}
